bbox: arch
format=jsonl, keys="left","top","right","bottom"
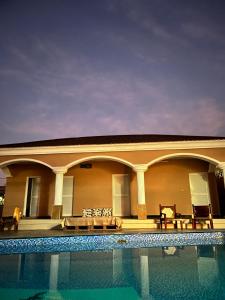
{"left": 65, "top": 155, "right": 135, "bottom": 169}
{"left": 147, "top": 152, "right": 221, "bottom": 168}
{"left": 0, "top": 158, "right": 53, "bottom": 170}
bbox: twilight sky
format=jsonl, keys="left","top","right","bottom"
{"left": 1, "top": 0, "right": 225, "bottom": 144}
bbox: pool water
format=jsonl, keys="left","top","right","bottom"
{"left": 0, "top": 244, "right": 225, "bottom": 300}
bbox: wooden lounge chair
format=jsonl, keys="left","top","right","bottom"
{"left": 159, "top": 204, "right": 178, "bottom": 229}
{"left": 192, "top": 204, "right": 213, "bottom": 229}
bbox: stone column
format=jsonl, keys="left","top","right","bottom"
{"left": 0, "top": 167, "right": 12, "bottom": 217}
{"left": 208, "top": 164, "right": 220, "bottom": 215}
{"left": 217, "top": 163, "right": 225, "bottom": 187}
{"left": 1, "top": 166, "right": 12, "bottom": 178}
{"left": 52, "top": 167, "right": 67, "bottom": 218}
{"left": 133, "top": 164, "right": 148, "bottom": 219}
{"left": 215, "top": 163, "right": 225, "bottom": 217}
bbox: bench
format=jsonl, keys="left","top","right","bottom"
{"left": 62, "top": 208, "right": 121, "bottom": 230}
{"left": 62, "top": 216, "right": 121, "bottom": 230}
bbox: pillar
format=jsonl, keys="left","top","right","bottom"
{"left": 217, "top": 163, "right": 225, "bottom": 186}
{"left": 133, "top": 164, "right": 148, "bottom": 219}
{"left": 52, "top": 167, "right": 67, "bottom": 218}
{"left": 216, "top": 163, "right": 225, "bottom": 217}
{"left": 1, "top": 166, "right": 12, "bottom": 178}
{"left": 0, "top": 167, "right": 12, "bottom": 217}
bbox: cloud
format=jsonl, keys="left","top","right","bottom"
{"left": 182, "top": 21, "right": 225, "bottom": 44}
{"left": 2, "top": 63, "right": 224, "bottom": 142}
{"left": 104, "top": 0, "right": 225, "bottom": 69}
{"left": 137, "top": 97, "right": 225, "bottom": 136}
{"left": 1, "top": 33, "right": 225, "bottom": 144}
{"left": 105, "top": 0, "right": 188, "bottom": 45}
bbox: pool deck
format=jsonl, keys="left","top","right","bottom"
{"left": 0, "top": 228, "right": 223, "bottom": 239}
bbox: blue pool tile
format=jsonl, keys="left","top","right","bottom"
{"left": 0, "top": 231, "right": 224, "bottom": 254}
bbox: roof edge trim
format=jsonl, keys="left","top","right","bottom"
{"left": 0, "top": 139, "right": 225, "bottom": 156}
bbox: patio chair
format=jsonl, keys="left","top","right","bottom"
{"left": 0, "top": 206, "right": 21, "bottom": 231}
{"left": 192, "top": 204, "right": 213, "bottom": 229}
{"left": 159, "top": 204, "right": 178, "bottom": 229}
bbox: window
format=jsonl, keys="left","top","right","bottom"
{"left": 62, "top": 176, "right": 74, "bottom": 216}
{"left": 189, "top": 173, "right": 210, "bottom": 205}
{"left": 112, "top": 174, "right": 130, "bottom": 216}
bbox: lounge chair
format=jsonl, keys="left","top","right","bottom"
{"left": 159, "top": 204, "right": 179, "bottom": 229}
{"left": 192, "top": 204, "right": 213, "bottom": 229}
{"left": 0, "top": 206, "right": 21, "bottom": 231}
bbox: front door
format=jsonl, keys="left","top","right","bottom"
{"left": 25, "top": 177, "right": 40, "bottom": 217}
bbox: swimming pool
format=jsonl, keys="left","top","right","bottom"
{"left": 0, "top": 232, "right": 225, "bottom": 300}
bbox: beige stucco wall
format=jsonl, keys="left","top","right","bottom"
{"left": 1, "top": 146, "right": 225, "bottom": 169}
{"left": 3, "top": 164, "right": 54, "bottom": 217}
{"left": 66, "top": 161, "right": 131, "bottom": 216}
{"left": 144, "top": 159, "right": 217, "bottom": 215}
{"left": 2, "top": 157, "right": 220, "bottom": 217}
{"left": 129, "top": 158, "right": 219, "bottom": 216}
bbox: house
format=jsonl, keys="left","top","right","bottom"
{"left": 0, "top": 134, "right": 225, "bottom": 226}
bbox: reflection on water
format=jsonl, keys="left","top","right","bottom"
{"left": 0, "top": 245, "right": 225, "bottom": 300}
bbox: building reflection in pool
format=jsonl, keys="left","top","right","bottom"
{"left": 0, "top": 244, "right": 224, "bottom": 299}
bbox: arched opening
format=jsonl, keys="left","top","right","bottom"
{"left": 0, "top": 158, "right": 53, "bottom": 170}
{"left": 64, "top": 156, "right": 134, "bottom": 217}
{"left": 145, "top": 153, "right": 223, "bottom": 217}
{"left": 65, "top": 155, "right": 135, "bottom": 170}
{"left": 147, "top": 152, "right": 220, "bottom": 167}
{"left": 0, "top": 159, "right": 54, "bottom": 218}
